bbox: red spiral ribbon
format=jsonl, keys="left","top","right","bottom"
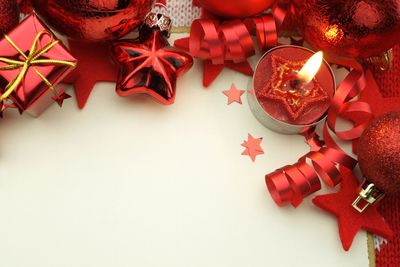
{"left": 266, "top": 64, "right": 374, "bottom": 207}
{"left": 187, "top": 14, "right": 277, "bottom": 65}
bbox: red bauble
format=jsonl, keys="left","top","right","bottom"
{"left": 197, "top": 0, "right": 275, "bottom": 18}
{"left": 358, "top": 111, "right": 400, "bottom": 195}
{"left": 293, "top": 0, "right": 400, "bottom": 58}
{"left": 0, "top": 0, "right": 19, "bottom": 34}
{"left": 31, "top": 0, "right": 154, "bottom": 42}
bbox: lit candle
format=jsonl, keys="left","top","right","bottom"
{"left": 248, "top": 45, "right": 335, "bottom": 134}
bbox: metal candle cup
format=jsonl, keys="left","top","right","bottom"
{"left": 248, "top": 45, "right": 336, "bottom": 134}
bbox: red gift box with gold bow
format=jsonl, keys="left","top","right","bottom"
{"left": 0, "top": 15, "right": 77, "bottom": 117}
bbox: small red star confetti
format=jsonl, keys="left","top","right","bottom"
{"left": 313, "top": 167, "right": 393, "bottom": 251}
{"left": 241, "top": 134, "right": 264, "bottom": 162}
{"left": 223, "top": 84, "right": 245, "bottom": 105}
{"left": 51, "top": 89, "right": 71, "bottom": 107}
{"left": 299, "top": 127, "right": 325, "bottom": 152}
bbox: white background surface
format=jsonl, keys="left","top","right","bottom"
{"left": 0, "top": 35, "right": 368, "bottom": 267}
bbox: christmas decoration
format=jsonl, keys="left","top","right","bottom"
{"left": 241, "top": 134, "right": 264, "bottom": 162}
{"left": 356, "top": 111, "right": 400, "bottom": 201}
{"left": 265, "top": 65, "right": 373, "bottom": 207}
{"left": 0, "top": 0, "right": 19, "bottom": 35}
{"left": 31, "top": 0, "right": 154, "bottom": 42}
{"left": 111, "top": 12, "right": 193, "bottom": 105}
{"left": 254, "top": 48, "right": 334, "bottom": 126}
{"left": 174, "top": 13, "right": 278, "bottom": 87}
{"left": 0, "top": 15, "right": 77, "bottom": 117}
{"left": 293, "top": 0, "right": 400, "bottom": 59}
{"left": 223, "top": 83, "right": 244, "bottom": 105}
{"left": 18, "top": 0, "right": 32, "bottom": 14}
{"left": 63, "top": 40, "right": 118, "bottom": 109}
{"left": 196, "top": 0, "right": 275, "bottom": 18}
{"left": 313, "top": 167, "right": 393, "bottom": 251}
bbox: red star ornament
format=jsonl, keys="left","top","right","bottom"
{"left": 313, "top": 167, "right": 393, "bottom": 251}
{"left": 258, "top": 55, "right": 329, "bottom": 121}
{"left": 241, "top": 134, "right": 264, "bottom": 162}
{"left": 63, "top": 40, "right": 118, "bottom": 109}
{"left": 111, "top": 25, "right": 193, "bottom": 105}
{"left": 223, "top": 83, "right": 245, "bottom": 105}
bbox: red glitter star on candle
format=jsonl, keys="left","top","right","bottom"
{"left": 223, "top": 83, "right": 245, "bottom": 105}
{"left": 241, "top": 134, "right": 264, "bottom": 162}
{"left": 258, "top": 55, "right": 329, "bottom": 121}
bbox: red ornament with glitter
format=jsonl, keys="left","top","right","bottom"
{"left": 292, "top": 0, "right": 400, "bottom": 59}
{"left": 111, "top": 13, "right": 193, "bottom": 105}
{"left": 196, "top": 0, "right": 276, "bottom": 18}
{"left": 351, "top": 111, "right": 400, "bottom": 213}
{"left": 31, "top": 0, "right": 154, "bottom": 42}
{"left": 0, "top": 15, "right": 77, "bottom": 117}
{"left": 0, "top": 0, "right": 19, "bottom": 35}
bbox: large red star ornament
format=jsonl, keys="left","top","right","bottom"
{"left": 241, "top": 134, "right": 264, "bottom": 162}
{"left": 63, "top": 40, "right": 118, "bottom": 109}
{"left": 313, "top": 167, "right": 393, "bottom": 251}
{"left": 258, "top": 55, "right": 329, "bottom": 121}
{"left": 111, "top": 26, "right": 193, "bottom": 105}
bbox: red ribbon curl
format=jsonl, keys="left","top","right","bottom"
{"left": 187, "top": 14, "right": 278, "bottom": 65}
{"left": 266, "top": 63, "right": 374, "bottom": 207}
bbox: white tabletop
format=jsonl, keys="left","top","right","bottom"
{"left": 0, "top": 35, "right": 368, "bottom": 267}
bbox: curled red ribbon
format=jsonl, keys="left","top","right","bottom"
{"left": 187, "top": 14, "right": 278, "bottom": 65}
{"left": 266, "top": 65, "right": 374, "bottom": 207}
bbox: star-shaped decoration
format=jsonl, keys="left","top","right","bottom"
{"left": 223, "top": 83, "right": 245, "bottom": 105}
{"left": 111, "top": 28, "right": 193, "bottom": 105}
{"left": 51, "top": 89, "right": 71, "bottom": 107}
{"left": 313, "top": 167, "right": 393, "bottom": 251}
{"left": 241, "top": 134, "right": 264, "bottom": 162}
{"left": 258, "top": 55, "right": 329, "bottom": 121}
{"left": 299, "top": 127, "right": 325, "bottom": 152}
{"left": 174, "top": 38, "right": 254, "bottom": 87}
{"left": 63, "top": 40, "right": 118, "bottom": 109}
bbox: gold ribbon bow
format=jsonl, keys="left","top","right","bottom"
{"left": 0, "top": 30, "right": 76, "bottom": 101}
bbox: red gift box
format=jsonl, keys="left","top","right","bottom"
{"left": 0, "top": 15, "right": 77, "bottom": 117}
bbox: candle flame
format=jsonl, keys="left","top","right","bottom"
{"left": 297, "top": 51, "right": 324, "bottom": 84}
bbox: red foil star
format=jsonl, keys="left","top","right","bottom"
{"left": 241, "top": 134, "right": 264, "bottom": 162}
{"left": 111, "top": 27, "right": 193, "bottom": 105}
{"left": 258, "top": 55, "right": 329, "bottom": 122}
{"left": 223, "top": 83, "right": 245, "bottom": 105}
{"left": 313, "top": 167, "right": 393, "bottom": 251}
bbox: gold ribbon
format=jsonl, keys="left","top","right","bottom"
{"left": 0, "top": 31, "right": 76, "bottom": 101}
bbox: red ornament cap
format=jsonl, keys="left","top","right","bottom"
{"left": 358, "top": 111, "right": 400, "bottom": 195}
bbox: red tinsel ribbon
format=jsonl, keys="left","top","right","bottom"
{"left": 266, "top": 62, "right": 374, "bottom": 207}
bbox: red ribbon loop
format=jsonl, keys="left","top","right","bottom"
{"left": 187, "top": 14, "right": 280, "bottom": 65}
{"left": 266, "top": 66, "right": 373, "bottom": 207}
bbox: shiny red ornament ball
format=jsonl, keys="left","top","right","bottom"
{"left": 358, "top": 111, "right": 400, "bottom": 195}
{"left": 31, "top": 0, "right": 154, "bottom": 42}
{"left": 197, "top": 0, "right": 275, "bottom": 18}
{"left": 0, "top": 0, "right": 19, "bottom": 34}
{"left": 293, "top": 0, "right": 400, "bottom": 59}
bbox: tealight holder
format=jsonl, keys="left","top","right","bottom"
{"left": 248, "top": 45, "right": 336, "bottom": 134}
